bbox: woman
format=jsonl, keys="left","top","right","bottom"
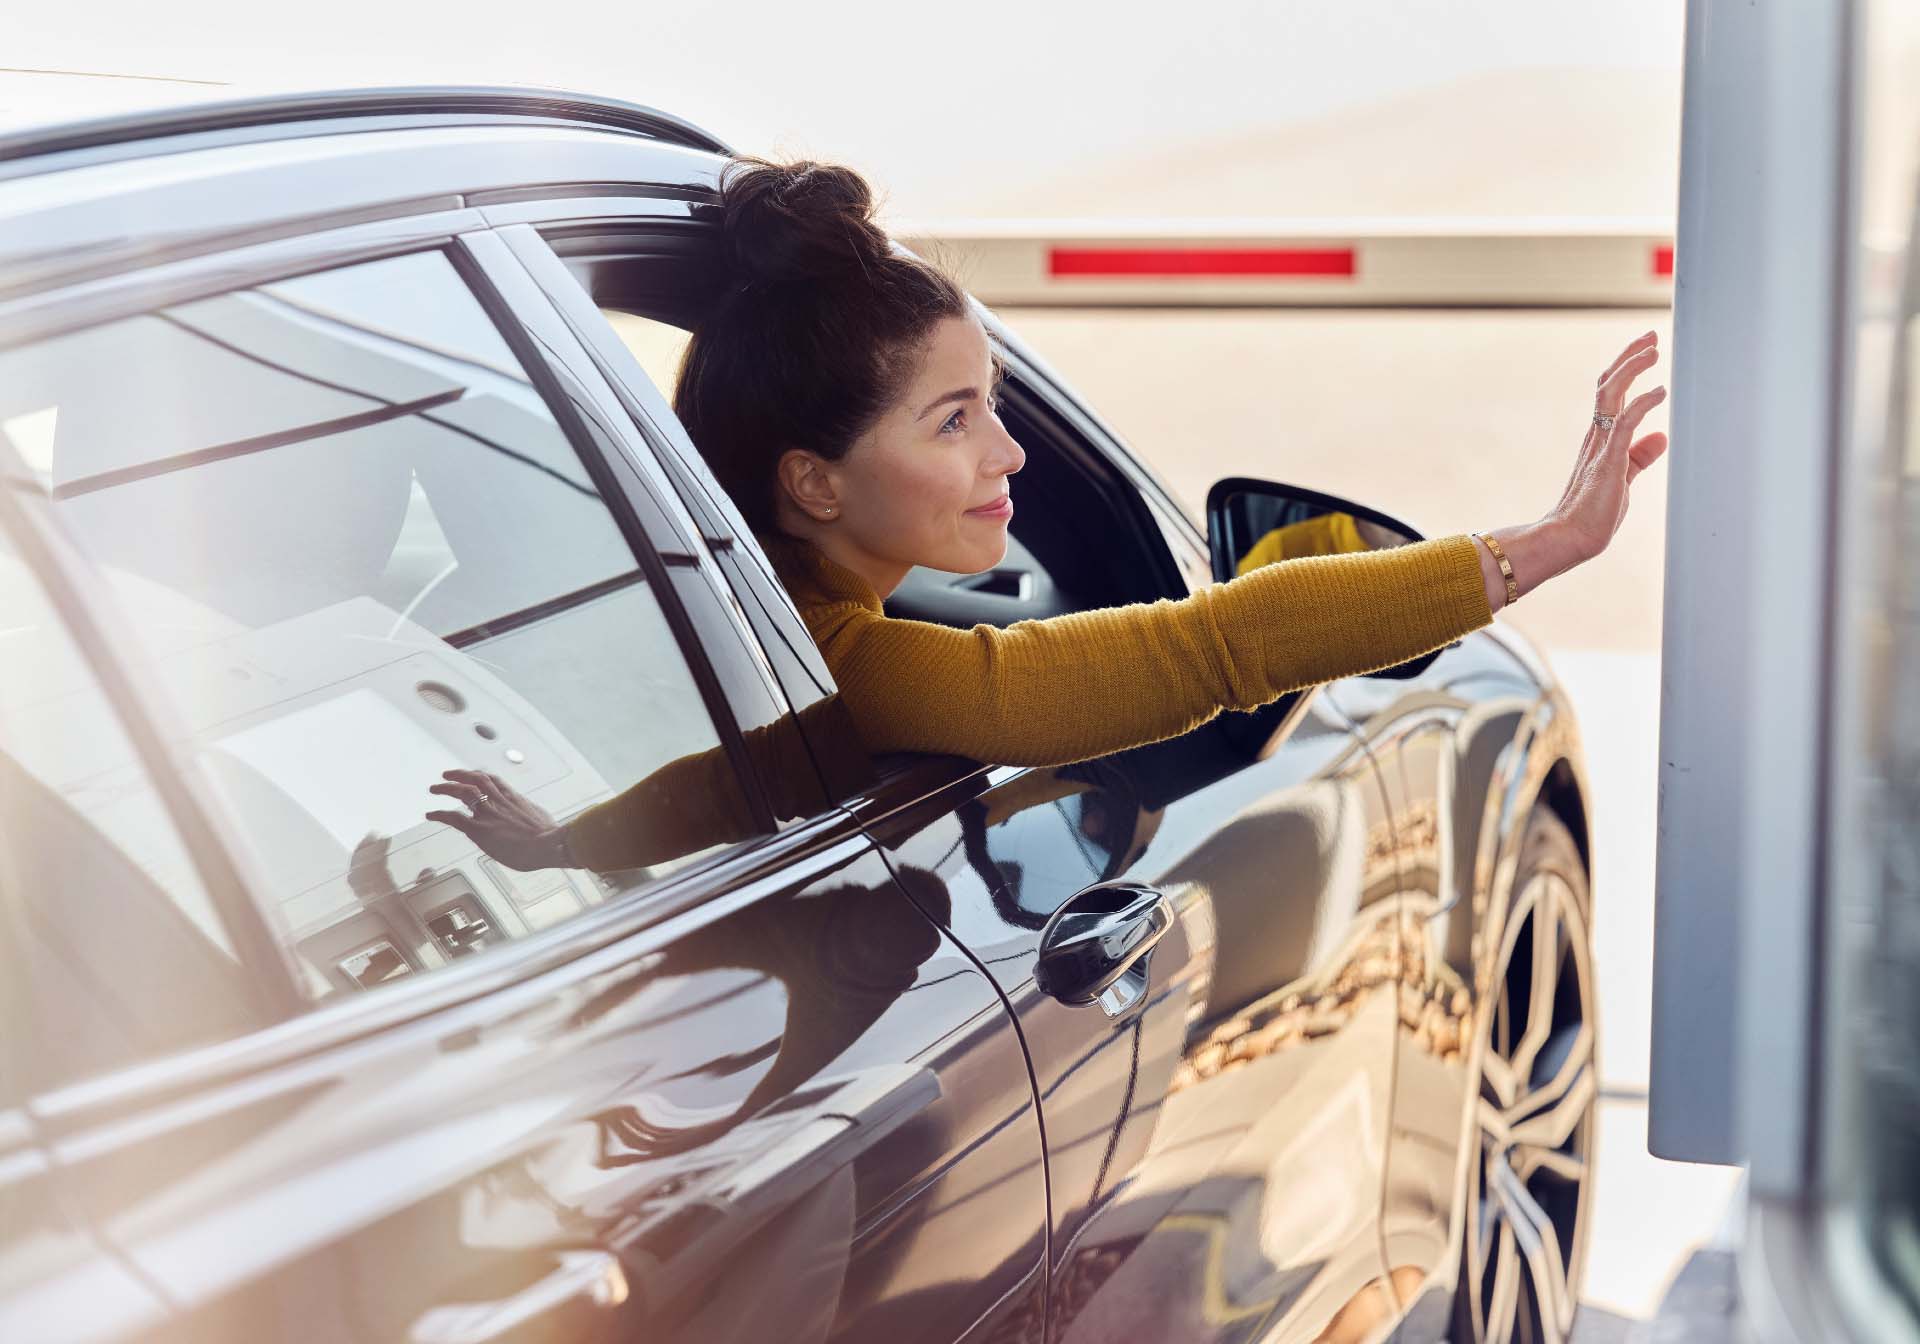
{"left": 429, "top": 157, "right": 1667, "bottom": 872}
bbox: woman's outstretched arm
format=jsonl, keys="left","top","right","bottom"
{"left": 809, "top": 532, "right": 1492, "bottom": 767}
{"left": 807, "top": 326, "right": 1670, "bottom": 770}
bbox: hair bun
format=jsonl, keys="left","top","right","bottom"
{"left": 719, "top": 157, "right": 891, "bottom": 290}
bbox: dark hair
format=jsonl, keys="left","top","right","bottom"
{"left": 674, "top": 156, "right": 973, "bottom": 533}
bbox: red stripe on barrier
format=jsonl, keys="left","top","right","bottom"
{"left": 1653, "top": 244, "right": 1675, "bottom": 277}
{"left": 1049, "top": 246, "right": 1357, "bottom": 279}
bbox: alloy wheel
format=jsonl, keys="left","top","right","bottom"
{"left": 1460, "top": 854, "right": 1596, "bottom": 1344}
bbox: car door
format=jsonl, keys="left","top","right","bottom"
{"left": 957, "top": 369, "right": 1418, "bottom": 1344}
{"left": 516, "top": 213, "right": 1412, "bottom": 1340}
{"left": 0, "top": 222, "right": 1045, "bottom": 1343}
{"left": 850, "top": 694, "right": 1413, "bottom": 1344}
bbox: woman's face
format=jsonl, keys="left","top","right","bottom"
{"left": 827, "top": 315, "right": 1025, "bottom": 578}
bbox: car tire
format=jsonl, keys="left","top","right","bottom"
{"left": 1451, "top": 805, "right": 1597, "bottom": 1344}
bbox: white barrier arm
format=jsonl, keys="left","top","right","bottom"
{"left": 893, "top": 217, "right": 1677, "bottom": 308}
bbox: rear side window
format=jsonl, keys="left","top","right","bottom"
{"left": 0, "top": 249, "right": 763, "bottom": 1013}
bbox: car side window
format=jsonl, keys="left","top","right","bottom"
{"left": 0, "top": 524, "right": 258, "bottom": 1090}
{"left": 0, "top": 249, "right": 764, "bottom": 1011}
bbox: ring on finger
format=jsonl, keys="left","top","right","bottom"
{"left": 474, "top": 792, "right": 490, "bottom": 808}
{"left": 1593, "top": 410, "right": 1617, "bottom": 431}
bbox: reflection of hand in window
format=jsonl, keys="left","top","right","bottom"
{"left": 425, "top": 768, "right": 570, "bottom": 871}
{"left": 346, "top": 832, "right": 402, "bottom": 902}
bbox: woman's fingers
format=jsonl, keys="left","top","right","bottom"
{"left": 1608, "top": 385, "right": 1669, "bottom": 447}
{"left": 443, "top": 767, "right": 519, "bottom": 799}
{"left": 430, "top": 769, "right": 550, "bottom": 856}
{"left": 1598, "top": 331, "right": 1660, "bottom": 389}
{"left": 425, "top": 808, "right": 479, "bottom": 836}
{"left": 1597, "top": 344, "right": 1661, "bottom": 416}
{"left": 430, "top": 779, "right": 484, "bottom": 808}
{"left": 1626, "top": 431, "right": 1669, "bottom": 484}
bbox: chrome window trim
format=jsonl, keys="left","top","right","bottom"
{"left": 476, "top": 193, "right": 707, "bottom": 229}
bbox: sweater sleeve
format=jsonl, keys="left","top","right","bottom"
{"left": 561, "top": 743, "right": 756, "bottom": 874}
{"left": 814, "top": 533, "right": 1493, "bottom": 768}
{"left": 560, "top": 688, "right": 865, "bottom": 874}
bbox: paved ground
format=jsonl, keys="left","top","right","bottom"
{"left": 998, "top": 305, "right": 1744, "bottom": 1326}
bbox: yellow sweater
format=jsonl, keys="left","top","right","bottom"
{"left": 1236, "top": 511, "right": 1370, "bottom": 572}
{"left": 561, "top": 529, "right": 1491, "bottom": 871}
{"left": 757, "top": 529, "right": 1491, "bottom": 765}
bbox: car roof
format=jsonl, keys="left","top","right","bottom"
{"left": 0, "top": 78, "right": 732, "bottom": 176}
{"left": 0, "top": 81, "right": 733, "bottom": 306}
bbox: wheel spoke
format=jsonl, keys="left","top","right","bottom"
{"left": 1512, "top": 1144, "right": 1587, "bottom": 1185}
{"left": 1510, "top": 881, "right": 1563, "bottom": 1084}
{"left": 1470, "top": 850, "right": 1597, "bottom": 1344}
{"left": 1507, "top": 1056, "right": 1596, "bottom": 1155}
{"left": 1475, "top": 1168, "right": 1500, "bottom": 1270}
{"left": 1515, "top": 1018, "right": 1594, "bottom": 1116}
{"left": 1493, "top": 1158, "right": 1577, "bottom": 1338}
{"left": 1486, "top": 1222, "right": 1522, "bottom": 1344}
{"left": 1483, "top": 1046, "right": 1520, "bottom": 1110}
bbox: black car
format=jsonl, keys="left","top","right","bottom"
{"left": 0, "top": 84, "right": 1600, "bottom": 1344}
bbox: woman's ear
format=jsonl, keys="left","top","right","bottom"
{"left": 776, "top": 448, "right": 842, "bottom": 523}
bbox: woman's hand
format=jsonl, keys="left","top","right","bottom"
{"left": 426, "top": 768, "right": 570, "bottom": 872}
{"left": 1550, "top": 330, "right": 1670, "bottom": 559}
{"left": 1475, "top": 332, "right": 1670, "bottom": 611}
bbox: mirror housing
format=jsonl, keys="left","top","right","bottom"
{"left": 1205, "top": 476, "right": 1447, "bottom": 681}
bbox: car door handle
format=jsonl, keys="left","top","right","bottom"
{"left": 409, "top": 1250, "right": 629, "bottom": 1344}
{"left": 1035, "top": 882, "right": 1175, "bottom": 1015}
